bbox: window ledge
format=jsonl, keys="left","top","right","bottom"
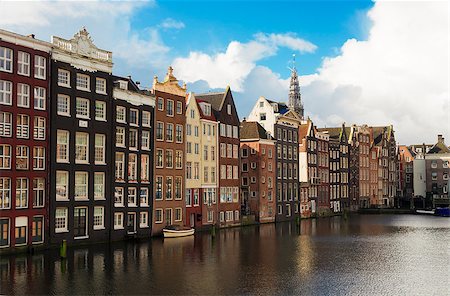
{"left": 74, "top": 235, "right": 89, "bottom": 240}
{"left": 93, "top": 227, "right": 105, "bottom": 231}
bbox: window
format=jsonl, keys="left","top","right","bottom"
{"left": 175, "top": 177, "right": 182, "bottom": 200}
{"left": 165, "top": 150, "right": 173, "bottom": 168}
{"left": 34, "top": 87, "right": 46, "bottom": 110}
{"left": 140, "top": 188, "right": 149, "bottom": 206}
{"left": 130, "top": 109, "right": 139, "bottom": 126}
{"left": 115, "top": 187, "right": 124, "bottom": 206}
{"left": 75, "top": 132, "right": 89, "bottom": 163}
{"left": 175, "top": 208, "right": 182, "bottom": 222}
{"left": 94, "top": 134, "right": 105, "bottom": 164}
{"left": 142, "top": 131, "right": 150, "bottom": 150}
{"left": 140, "top": 212, "right": 149, "bottom": 228}
{"left": 94, "top": 172, "right": 105, "bottom": 200}
{"left": 76, "top": 97, "right": 89, "bottom": 118}
{"left": 0, "top": 80, "right": 12, "bottom": 105}
{"left": 185, "top": 189, "right": 192, "bottom": 207}
{"left": 142, "top": 111, "right": 151, "bottom": 127}
{"left": 227, "top": 125, "right": 232, "bottom": 138}
{"left": 114, "top": 212, "right": 124, "bottom": 229}
{"left": 129, "top": 154, "right": 138, "bottom": 181}
{"left": 195, "top": 143, "right": 199, "bottom": 155}
{"left": 156, "top": 122, "right": 164, "bottom": 140}
{"left": 75, "top": 172, "right": 88, "bottom": 200}
{"left": 227, "top": 104, "right": 231, "bottom": 114}
{"left": 166, "top": 176, "right": 173, "bottom": 200}
{"left": 175, "top": 150, "right": 183, "bottom": 169}
{"left": 57, "top": 94, "right": 70, "bottom": 116}
{"left": 141, "top": 154, "right": 150, "bottom": 182}
{"left": 96, "top": 78, "right": 106, "bottom": 94}
{"left": 233, "top": 126, "right": 238, "bottom": 139}
{"left": 115, "top": 152, "right": 125, "bottom": 181}
{"left": 0, "top": 178, "right": 11, "bottom": 209}
{"left": 16, "top": 145, "right": 29, "bottom": 170}
{"left": 156, "top": 149, "right": 163, "bottom": 168}
{"left": 176, "top": 101, "right": 183, "bottom": 114}
{"left": 0, "top": 112, "right": 12, "bottom": 137}
{"left": 34, "top": 56, "right": 46, "bottom": 79}
{"left": 93, "top": 207, "right": 104, "bottom": 230}
{"left": 56, "top": 171, "right": 68, "bottom": 200}
{"left": 194, "top": 163, "right": 200, "bottom": 179}
{"left": 167, "top": 99, "right": 174, "bottom": 116}
{"left": 166, "top": 123, "right": 173, "bottom": 142}
{"left": 155, "top": 209, "right": 163, "bottom": 223}
{"left": 116, "top": 127, "right": 125, "bottom": 147}
{"left": 16, "top": 178, "right": 28, "bottom": 209}
{"left": 186, "top": 162, "right": 192, "bottom": 179}
{"left": 129, "top": 129, "right": 138, "bottom": 149}
{"left": 155, "top": 176, "right": 163, "bottom": 200}
{"left": 233, "top": 145, "right": 238, "bottom": 159}
{"left": 58, "top": 69, "right": 70, "bottom": 87}
{"left": 17, "top": 114, "right": 29, "bottom": 139}
{"left": 116, "top": 106, "right": 126, "bottom": 122}
{"left": 73, "top": 207, "right": 88, "bottom": 238}
{"left": 176, "top": 125, "right": 183, "bottom": 143}
{"left": 33, "top": 117, "right": 46, "bottom": 140}
{"left": 95, "top": 101, "right": 106, "bottom": 121}
{"left": 17, "top": 83, "right": 30, "bottom": 108}
{"left": 260, "top": 113, "right": 266, "bottom": 120}
{"left": 33, "top": 146, "right": 45, "bottom": 170}
{"left": 56, "top": 130, "right": 69, "bottom": 162}
{"left": 0, "top": 47, "right": 13, "bottom": 72}
{"left": 128, "top": 187, "right": 137, "bottom": 206}
{"left": 55, "top": 208, "right": 68, "bottom": 233}
{"left": 0, "top": 218, "right": 9, "bottom": 247}
{"left": 30, "top": 216, "right": 43, "bottom": 243}
{"left": 0, "top": 145, "right": 11, "bottom": 169}
{"left": 76, "top": 73, "right": 90, "bottom": 91}
{"left": 157, "top": 97, "right": 164, "bottom": 111}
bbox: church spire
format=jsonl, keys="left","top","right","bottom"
{"left": 288, "top": 54, "right": 304, "bottom": 119}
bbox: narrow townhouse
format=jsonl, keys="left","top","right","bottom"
{"left": 196, "top": 87, "right": 240, "bottom": 227}
{"left": 0, "top": 30, "right": 51, "bottom": 252}
{"left": 316, "top": 130, "right": 330, "bottom": 216}
{"left": 299, "top": 119, "right": 318, "bottom": 217}
{"left": 152, "top": 67, "right": 186, "bottom": 235}
{"left": 240, "top": 120, "right": 276, "bottom": 223}
{"left": 112, "top": 77, "right": 155, "bottom": 239}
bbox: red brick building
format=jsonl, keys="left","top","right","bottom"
{"left": 0, "top": 30, "right": 51, "bottom": 252}
{"left": 240, "top": 121, "right": 276, "bottom": 223}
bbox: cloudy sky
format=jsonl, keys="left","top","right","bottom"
{"left": 1, "top": 0, "right": 448, "bottom": 145}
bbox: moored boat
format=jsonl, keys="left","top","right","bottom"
{"left": 163, "top": 225, "right": 195, "bottom": 238}
{"left": 435, "top": 207, "right": 450, "bottom": 217}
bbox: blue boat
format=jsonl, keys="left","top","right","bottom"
{"left": 435, "top": 207, "right": 450, "bottom": 217}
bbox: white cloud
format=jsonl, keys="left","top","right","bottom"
{"left": 173, "top": 33, "right": 317, "bottom": 91}
{"left": 302, "top": 1, "right": 449, "bottom": 144}
{"left": 159, "top": 18, "right": 185, "bottom": 30}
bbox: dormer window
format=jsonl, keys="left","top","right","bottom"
{"left": 119, "top": 81, "right": 128, "bottom": 90}
{"left": 203, "top": 104, "right": 211, "bottom": 116}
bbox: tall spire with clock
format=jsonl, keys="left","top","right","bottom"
{"left": 288, "top": 54, "right": 304, "bottom": 119}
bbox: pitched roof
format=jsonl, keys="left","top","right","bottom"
{"left": 427, "top": 142, "right": 450, "bottom": 154}
{"left": 317, "top": 127, "right": 342, "bottom": 139}
{"left": 196, "top": 99, "right": 216, "bottom": 121}
{"left": 240, "top": 121, "right": 273, "bottom": 140}
{"left": 195, "top": 88, "right": 228, "bottom": 112}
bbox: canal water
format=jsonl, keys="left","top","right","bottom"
{"left": 1, "top": 214, "right": 449, "bottom": 295}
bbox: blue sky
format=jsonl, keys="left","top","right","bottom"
{"left": 1, "top": 0, "right": 448, "bottom": 144}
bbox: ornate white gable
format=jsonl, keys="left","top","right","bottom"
{"left": 153, "top": 66, "right": 187, "bottom": 97}
{"left": 51, "top": 27, "right": 113, "bottom": 73}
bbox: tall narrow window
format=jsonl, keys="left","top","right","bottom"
{"left": 32, "top": 216, "right": 43, "bottom": 243}
{"left": 0, "top": 177, "right": 11, "bottom": 209}
{"left": 0, "top": 112, "right": 12, "bottom": 137}
{"left": 140, "top": 188, "right": 149, "bottom": 206}
{"left": 74, "top": 172, "right": 88, "bottom": 200}
{"left": 94, "top": 172, "right": 105, "bottom": 200}
{"left": 58, "top": 69, "right": 70, "bottom": 87}
{"left": 57, "top": 130, "right": 69, "bottom": 162}
{"left": 156, "top": 149, "right": 163, "bottom": 168}
{"left": 128, "top": 188, "right": 137, "bottom": 206}
{"left": 116, "top": 127, "right": 125, "bottom": 147}
{"left": 95, "top": 101, "right": 106, "bottom": 121}
{"left": 128, "top": 154, "right": 137, "bottom": 181}
{"left": 19, "top": 52, "right": 30, "bottom": 75}
{"left": 95, "top": 78, "right": 106, "bottom": 94}
{"left": 55, "top": 208, "right": 68, "bottom": 233}
{"left": 116, "top": 106, "right": 126, "bottom": 122}
{"left": 0, "top": 145, "right": 11, "bottom": 169}
{"left": 33, "top": 146, "right": 45, "bottom": 170}
{"left": 76, "top": 97, "right": 89, "bottom": 118}
{"left": 57, "top": 94, "right": 70, "bottom": 116}
{"left": 165, "top": 150, "right": 173, "bottom": 168}
{"left": 175, "top": 177, "right": 182, "bottom": 200}
{"left": 34, "top": 56, "right": 46, "bottom": 79}
{"left": 16, "top": 114, "right": 29, "bottom": 139}
{"left": 166, "top": 176, "right": 173, "bottom": 200}
{"left": 95, "top": 134, "right": 105, "bottom": 164}
{"left": 93, "top": 207, "right": 104, "bottom": 230}
{"left": 129, "top": 129, "right": 138, "bottom": 149}
{"left": 142, "top": 131, "right": 150, "bottom": 150}
{"left": 166, "top": 123, "right": 173, "bottom": 142}
{"left": 56, "top": 171, "right": 68, "bottom": 200}
{"left": 129, "top": 109, "right": 138, "bottom": 126}
{"left": 115, "top": 187, "right": 124, "bottom": 206}
{"left": 76, "top": 73, "right": 90, "bottom": 91}
{"left": 16, "top": 146, "right": 29, "bottom": 170}
{"left": 167, "top": 100, "right": 174, "bottom": 116}
{"left": 33, "top": 178, "right": 45, "bottom": 208}
{"left": 33, "top": 117, "right": 46, "bottom": 140}
{"left": 16, "top": 178, "right": 28, "bottom": 209}
{"left": 142, "top": 111, "right": 151, "bottom": 127}
{"left": 156, "top": 122, "right": 164, "bottom": 140}
{"left": 175, "top": 150, "right": 182, "bottom": 169}
{"left": 17, "top": 83, "right": 30, "bottom": 108}
{"left": 75, "top": 132, "right": 89, "bottom": 163}
{"left": 34, "top": 86, "right": 46, "bottom": 110}
{"left": 155, "top": 176, "right": 163, "bottom": 200}
{"left": 141, "top": 154, "right": 149, "bottom": 182}
{"left": 176, "top": 125, "right": 183, "bottom": 143}
{"left": 115, "top": 152, "right": 125, "bottom": 181}
{"left": 0, "top": 47, "right": 13, "bottom": 73}
{"left": 0, "top": 80, "right": 12, "bottom": 105}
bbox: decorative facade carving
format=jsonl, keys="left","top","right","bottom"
{"left": 152, "top": 66, "right": 187, "bottom": 97}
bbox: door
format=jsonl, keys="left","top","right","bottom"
{"left": 74, "top": 207, "right": 87, "bottom": 238}
{"left": 165, "top": 208, "right": 173, "bottom": 226}
{"left": 127, "top": 213, "right": 136, "bottom": 234}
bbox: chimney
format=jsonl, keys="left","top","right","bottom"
{"left": 438, "top": 134, "right": 444, "bottom": 143}
{"left": 136, "top": 81, "right": 140, "bottom": 86}
{"left": 27, "top": 34, "right": 35, "bottom": 39}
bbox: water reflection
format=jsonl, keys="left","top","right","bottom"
{"left": 1, "top": 215, "right": 449, "bottom": 295}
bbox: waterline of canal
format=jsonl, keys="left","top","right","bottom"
{"left": 1, "top": 214, "right": 449, "bottom": 295}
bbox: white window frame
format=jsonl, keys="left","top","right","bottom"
{"left": 116, "top": 127, "right": 125, "bottom": 147}
{"left": 16, "top": 145, "right": 29, "bottom": 170}
{"left": 34, "top": 86, "right": 46, "bottom": 110}
{"left": 55, "top": 208, "right": 68, "bottom": 233}
{"left": 56, "top": 130, "right": 69, "bottom": 163}
{"left": 56, "top": 171, "right": 69, "bottom": 201}
{"left": 128, "top": 187, "right": 137, "bottom": 207}
{"left": 94, "top": 134, "right": 106, "bottom": 164}
{"left": 33, "top": 178, "right": 45, "bottom": 208}
{"left": 76, "top": 97, "right": 90, "bottom": 119}
{"left": 17, "top": 83, "right": 30, "bottom": 108}
{"left": 57, "top": 94, "right": 70, "bottom": 116}
{"left": 0, "top": 80, "right": 12, "bottom": 106}
{"left": 95, "top": 101, "right": 106, "bottom": 121}
{"left": 74, "top": 171, "right": 89, "bottom": 200}
{"left": 0, "top": 112, "right": 12, "bottom": 137}
{"left": 34, "top": 55, "right": 46, "bottom": 79}
{"left": 16, "top": 114, "right": 29, "bottom": 139}
{"left": 75, "top": 132, "right": 89, "bottom": 164}
{"left": 33, "top": 146, "right": 45, "bottom": 170}
{"left": 15, "top": 177, "right": 28, "bottom": 209}
{"left": 93, "top": 207, "right": 105, "bottom": 230}
{"left": 116, "top": 106, "right": 126, "bottom": 123}
{"left": 142, "top": 111, "right": 151, "bottom": 127}
{"left": 140, "top": 212, "right": 149, "bottom": 228}
{"left": 33, "top": 116, "right": 46, "bottom": 140}
{"left": 129, "top": 109, "right": 139, "bottom": 126}
{"left": 0, "top": 47, "right": 13, "bottom": 73}
{"left": 114, "top": 212, "right": 124, "bottom": 229}
{"left": 0, "top": 144, "right": 11, "bottom": 169}
{"left": 95, "top": 77, "right": 106, "bottom": 94}
{"left": 115, "top": 187, "right": 124, "bottom": 207}
{"left": 76, "top": 73, "right": 90, "bottom": 91}
{"left": 94, "top": 172, "right": 105, "bottom": 200}
{"left": 58, "top": 69, "right": 70, "bottom": 87}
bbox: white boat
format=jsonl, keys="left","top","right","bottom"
{"left": 416, "top": 209, "right": 435, "bottom": 215}
{"left": 163, "top": 225, "right": 195, "bottom": 238}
